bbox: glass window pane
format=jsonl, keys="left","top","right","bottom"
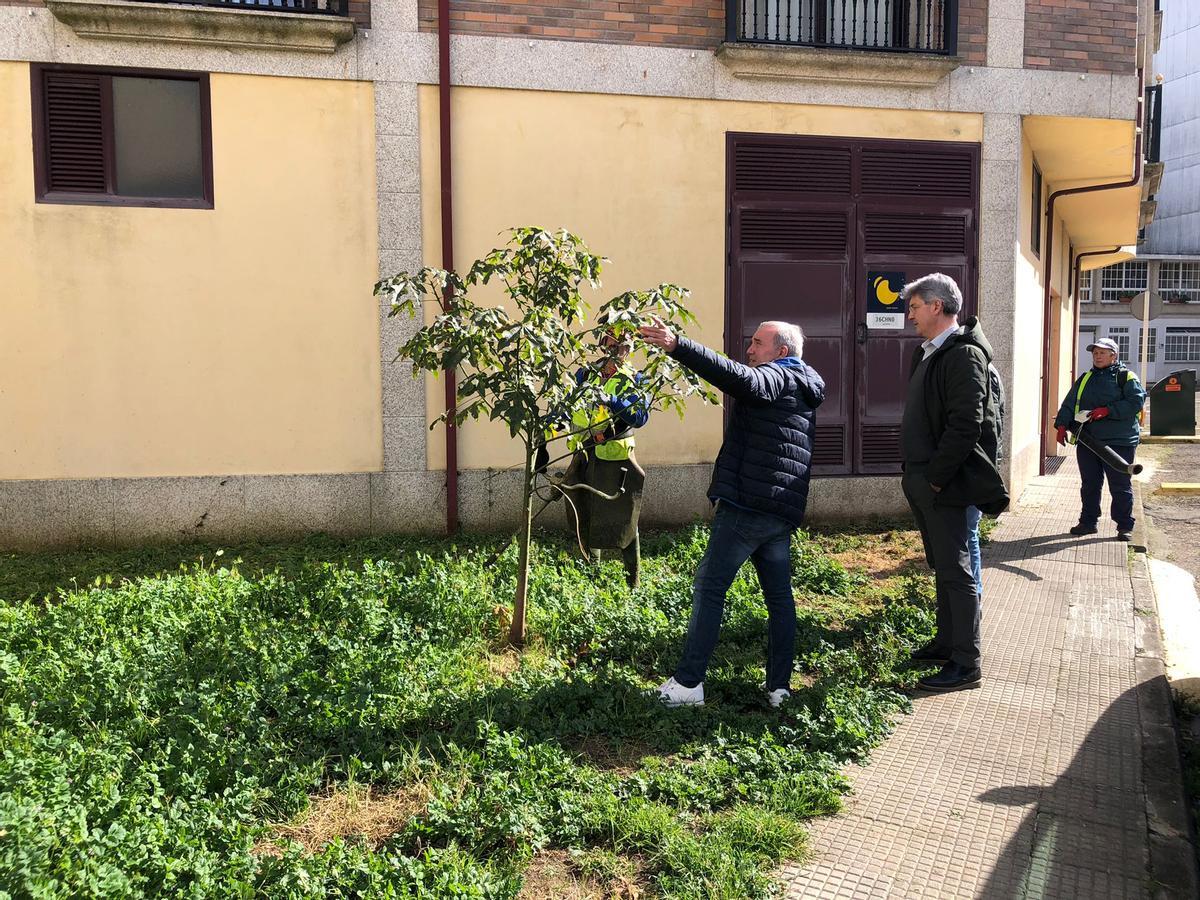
{"left": 112, "top": 76, "right": 203, "bottom": 200}
{"left": 1108, "top": 326, "right": 1130, "bottom": 359}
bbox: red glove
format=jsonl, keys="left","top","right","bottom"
{"left": 1056, "top": 425, "right": 1068, "bottom": 446}
{"left": 1088, "top": 407, "right": 1110, "bottom": 421}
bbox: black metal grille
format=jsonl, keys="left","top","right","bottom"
{"left": 1145, "top": 83, "right": 1163, "bottom": 165}
{"left": 728, "top": 0, "right": 956, "bottom": 54}
{"left": 125, "top": 0, "right": 350, "bottom": 15}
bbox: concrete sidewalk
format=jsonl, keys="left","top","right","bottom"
{"left": 780, "top": 456, "right": 1198, "bottom": 899}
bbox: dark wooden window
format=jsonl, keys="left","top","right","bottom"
{"left": 1030, "top": 161, "right": 1043, "bottom": 259}
{"left": 32, "top": 64, "right": 213, "bottom": 209}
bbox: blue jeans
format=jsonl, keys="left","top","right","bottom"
{"left": 1077, "top": 443, "right": 1137, "bottom": 531}
{"left": 674, "top": 502, "right": 796, "bottom": 691}
{"left": 966, "top": 505, "right": 983, "bottom": 599}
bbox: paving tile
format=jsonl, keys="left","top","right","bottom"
{"left": 779, "top": 456, "right": 1155, "bottom": 898}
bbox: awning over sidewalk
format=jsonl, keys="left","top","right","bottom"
{"left": 1024, "top": 116, "right": 1144, "bottom": 258}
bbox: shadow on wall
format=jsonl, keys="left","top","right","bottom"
{"left": 974, "top": 678, "right": 1197, "bottom": 898}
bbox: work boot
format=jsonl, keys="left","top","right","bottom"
{"left": 1117, "top": 531, "right": 1134, "bottom": 542}
{"left": 1069, "top": 523, "right": 1098, "bottom": 536}
{"left": 622, "top": 536, "right": 640, "bottom": 589}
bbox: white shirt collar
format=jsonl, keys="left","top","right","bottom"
{"left": 921, "top": 322, "right": 960, "bottom": 359}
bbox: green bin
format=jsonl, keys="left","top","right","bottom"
{"left": 1149, "top": 369, "right": 1196, "bottom": 436}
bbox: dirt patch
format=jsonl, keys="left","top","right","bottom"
{"left": 1140, "top": 443, "right": 1200, "bottom": 577}
{"left": 254, "top": 783, "right": 430, "bottom": 856}
{"left": 828, "top": 528, "right": 926, "bottom": 581}
{"left": 486, "top": 648, "right": 522, "bottom": 679}
{"left": 569, "top": 735, "right": 657, "bottom": 775}
{"left": 518, "top": 850, "right": 644, "bottom": 900}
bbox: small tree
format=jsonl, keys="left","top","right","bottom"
{"left": 375, "top": 227, "right": 717, "bottom": 646}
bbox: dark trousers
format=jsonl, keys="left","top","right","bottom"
{"left": 1076, "top": 443, "right": 1136, "bottom": 532}
{"left": 674, "top": 501, "right": 796, "bottom": 691}
{"left": 902, "top": 468, "right": 981, "bottom": 669}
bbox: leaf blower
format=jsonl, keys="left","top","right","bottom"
{"left": 1070, "top": 412, "right": 1143, "bottom": 476}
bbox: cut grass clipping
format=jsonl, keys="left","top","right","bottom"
{"left": 1, "top": 525, "right": 933, "bottom": 898}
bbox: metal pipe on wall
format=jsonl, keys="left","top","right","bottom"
{"left": 1038, "top": 69, "right": 1144, "bottom": 476}
{"left": 438, "top": 0, "right": 459, "bottom": 534}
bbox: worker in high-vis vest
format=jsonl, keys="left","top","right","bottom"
{"left": 559, "top": 328, "right": 650, "bottom": 587}
{"left": 1053, "top": 337, "right": 1146, "bottom": 542}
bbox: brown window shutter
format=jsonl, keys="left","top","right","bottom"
{"left": 733, "top": 143, "right": 852, "bottom": 196}
{"left": 810, "top": 423, "right": 846, "bottom": 468}
{"left": 739, "top": 210, "right": 848, "bottom": 254}
{"left": 42, "top": 70, "right": 107, "bottom": 194}
{"left": 860, "top": 148, "right": 974, "bottom": 199}
{"left": 863, "top": 213, "right": 968, "bottom": 255}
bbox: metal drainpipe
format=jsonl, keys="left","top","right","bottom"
{"left": 438, "top": 0, "right": 458, "bottom": 534}
{"left": 1038, "top": 68, "right": 1144, "bottom": 476}
{"left": 1070, "top": 247, "right": 1123, "bottom": 385}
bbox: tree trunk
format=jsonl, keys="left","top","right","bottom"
{"left": 508, "top": 448, "right": 536, "bottom": 647}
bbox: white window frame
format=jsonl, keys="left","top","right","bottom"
{"left": 1158, "top": 261, "right": 1200, "bottom": 304}
{"left": 1165, "top": 328, "right": 1200, "bottom": 363}
{"left": 1100, "top": 261, "right": 1148, "bottom": 304}
{"left": 1137, "top": 327, "right": 1157, "bottom": 364}
{"left": 1107, "top": 326, "right": 1131, "bottom": 360}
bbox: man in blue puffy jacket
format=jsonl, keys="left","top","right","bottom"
{"left": 1053, "top": 337, "right": 1147, "bottom": 541}
{"left": 638, "top": 318, "right": 825, "bottom": 709}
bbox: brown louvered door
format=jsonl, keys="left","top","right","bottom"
{"left": 728, "top": 137, "right": 855, "bottom": 474}
{"left": 728, "top": 135, "right": 979, "bottom": 478}
{"left": 855, "top": 141, "right": 977, "bottom": 474}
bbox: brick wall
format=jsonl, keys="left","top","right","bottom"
{"left": 348, "top": 0, "right": 370, "bottom": 29}
{"left": 1024, "top": 0, "right": 1137, "bottom": 74}
{"left": 417, "top": 0, "right": 725, "bottom": 49}
{"left": 418, "top": 0, "right": 988, "bottom": 65}
{"left": 958, "top": 0, "right": 987, "bottom": 65}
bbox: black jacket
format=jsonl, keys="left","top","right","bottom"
{"left": 905, "top": 317, "right": 1008, "bottom": 514}
{"left": 670, "top": 336, "right": 826, "bottom": 527}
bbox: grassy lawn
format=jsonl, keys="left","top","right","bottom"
{"left": 0, "top": 522, "right": 932, "bottom": 899}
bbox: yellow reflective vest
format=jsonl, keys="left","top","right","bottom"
{"left": 568, "top": 367, "right": 640, "bottom": 461}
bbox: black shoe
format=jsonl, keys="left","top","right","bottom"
{"left": 909, "top": 642, "right": 951, "bottom": 664}
{"left": 1117, "top": 531, "right": 1134, "bottom": 542}
{"left": 918, "top": 662, "right": 982, "bottom": 692}
{"left": 1069, "top": 523, "right": 1098, "bottom": 536}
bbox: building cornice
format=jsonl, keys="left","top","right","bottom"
{"left": 46, "top": 0, "right": 355, "bottom": 54}
{"left": 715, "top": 42, "right": 960, "bottom": 88}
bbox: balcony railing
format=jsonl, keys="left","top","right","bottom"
{"left": 125, "top": 0, "right": 350, "bottom": 15}
{"left": 1145, "top": 83, "right": 1163, "bottom": 165}
{"left": 727, "top": 0, "right": 957, "bottom": 55}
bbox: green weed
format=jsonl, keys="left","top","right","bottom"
{"left": 1, "top": 526, "right": 933, "bottom": 898}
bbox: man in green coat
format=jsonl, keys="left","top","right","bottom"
{"left": 901, "top": 273, "right": 1007, "bottom": 694}
{"left": 1053, "top": 337, "right": 1146, "bottom": 542}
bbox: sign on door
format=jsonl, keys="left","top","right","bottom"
{"left": 867, "top": 272, "right": 906, "bottom": 329}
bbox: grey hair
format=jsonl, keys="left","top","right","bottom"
{"left": 762, "top": 321, "right": 804, "bottom": 358}
{"left": 900, "top": 272, "right": 963, "bottom": 317}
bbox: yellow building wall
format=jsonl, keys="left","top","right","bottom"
{"left": 0, "top": 63, "right": 382, "bottom": 480}
{"left": 412, "top": 86, "right": 982, "bottom": 470}
{"left": 1009, "top": 134, "right": 1049, "bottom": 481}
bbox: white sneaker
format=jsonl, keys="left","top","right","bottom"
{"left": 766, "top": 688, "right": 791, "bottom": 709}
{"left": 649, "top": 677, "right": 704, "bottom": 707}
